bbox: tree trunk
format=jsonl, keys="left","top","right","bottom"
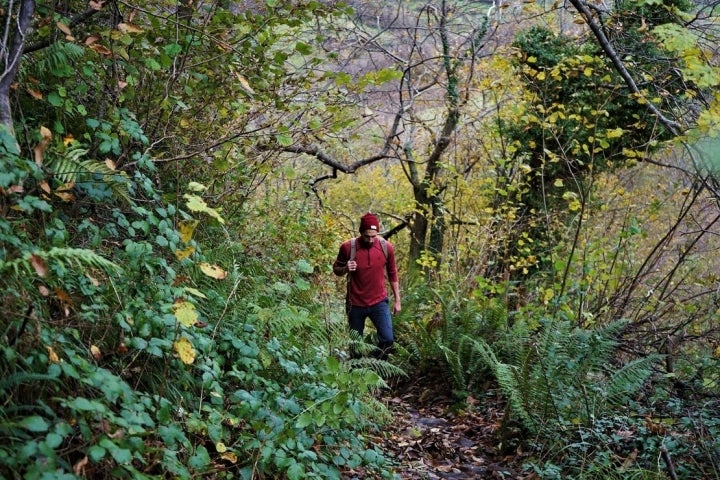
{"left": 0, "top": 0, "right": 36, "bottom": 140}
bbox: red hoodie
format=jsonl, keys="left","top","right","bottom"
{"left": 334, "top": 237, "right": 398, "bottom": 307}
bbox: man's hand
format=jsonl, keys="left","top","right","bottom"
{"left": 392, "top": 300, "right": 401, "bottom": 315}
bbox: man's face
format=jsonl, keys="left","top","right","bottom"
{"left": 360, "top": 230, "right": 378, "bottom": 246}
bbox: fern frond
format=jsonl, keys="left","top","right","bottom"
{"left": 347, "top": 357, "right": 404, "bottom": 379}
{"left": 46, "top": 148, "right": 131, "bottom": 203}
{"left": 0, "top": 373, "right": 58, "bottom": 394}
{"left": 20, "top": 42, "right": 85, "bottom": 81}
{"left": 460, "top": 334, "right": 536, "bottom": 429}
{"left": 0, "top": 247, "right": 120, "bottom": 277}
{"left": 603, "top": 354, "right": 661, "bottom": 406}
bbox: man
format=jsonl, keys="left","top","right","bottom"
{"left": 333, "top": 212, "right": 401, "bottom": 359}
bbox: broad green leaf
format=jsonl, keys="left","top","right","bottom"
{"left": 295, "top": 412, "right": 313, "bottom": 428}
{"left": 275, "top": 134, "right": 293, "bottom": 146}
{"left": 20, "top": 416, "right": 49, "bottom": 432}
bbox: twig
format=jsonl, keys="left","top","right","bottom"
{"left": 660, "top": 445, "right": 679, "bottom": 480}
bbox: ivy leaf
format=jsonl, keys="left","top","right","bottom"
{"left": 188, "top": 445, "right": 211, "bottom": 469}
{"left": 287, "top": 462, "right": 305, "bottom": 480}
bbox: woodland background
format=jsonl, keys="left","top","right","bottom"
{"left": 2, "top": 0, "right": 720, "bottom": 478}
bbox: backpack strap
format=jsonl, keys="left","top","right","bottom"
{"left": 378, "top": 237, "right": 388, "bottom": 259}
{"left": 349, "top": 236, "right": 387, "bottom": 261}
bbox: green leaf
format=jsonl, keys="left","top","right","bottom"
{"left": 295, "top": 41, "right": 312, "bottom": 55}
{"left": 88, "top": 445, "right": 107, "bottom": 462}
{"left": 295, "top": 259, "right": 314, "bottom": 274}
{"left": 287, "top": 461, "right": 305, "bottom": 480}
{"left": 20, "top": 416, "right": 49, "bottom": 432}
{"left": 295, "top": 412, "right": 313, "bottom": 429}
{"left": 275, "top": 134, "right": 293, "bottom": 147}
{"left": 189, "top": 445, "right": 211, "bottom": 470}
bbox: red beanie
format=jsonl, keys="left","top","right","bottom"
{"left": 359, "top": 213, "right": 380, "bottom": 232}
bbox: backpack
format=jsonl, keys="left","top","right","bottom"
{"left": 349, "top": 236, "right": 388, "bottom": 262}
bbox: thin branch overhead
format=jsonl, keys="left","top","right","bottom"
{"left": 567, "top": 0, "right": 683, "bottom": 135}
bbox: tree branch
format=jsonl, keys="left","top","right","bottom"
{"left": 567, "top": 0, "right": 683, "bottom": 135}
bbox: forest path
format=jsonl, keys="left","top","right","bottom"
{"left": 348, "top": 377, "right": 532, "bottom": 479}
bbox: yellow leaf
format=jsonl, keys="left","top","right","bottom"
{"left": 216, "top": 442, "right": 227, "bottom": 453}
{"left": 184, "top": 287, "right": 207, "bottom": 299}
{"left": 554, "top": 179, "right": 564, "bottom": 187}
{"left": 105, "top": 159, "right": 116, "bottom": 170}
{"left": 174, "top": 246, "right": 196, "bottom": 260}
{"left": 187, "top": 182, "right": 207, "bottom": 192}
{"left": 117, "top": 22, "right": 144, "bottom": 34}
{"left": 536, "top": 71, "right": 546, "bottom": 81}
{"left": 28, "top": 88, "right": 43, "bottom": 100}
{"left": 173, "top": 299, "right": 198, "bottom": 327}
{"left": 606, "top": 127, "right": 624, "bottom": 139}
{"left": 179, "top": 220, "right": 199, "bottom": 243}
{"left": 183, "top": 194, "right": 225, "bottom": 224}
{"left": 235, "top": 73, "right": 255, "bottom": 95}
{"left": 200, "top": 263, "right": 227, "bottom": 280}
{"left": 90, "top": 345, "right": 102, "bottom": 361}
{"left": 173, "top": 337, "right": 196, "bottom": 364}
{"left": 715, "top": 346, "right": 720, "bottom": 357}
{"left": 46, "top": 346, "right": 60, "bottom": 363}
{"left": 220, "top": 452, "right": 238, "bottom": 463}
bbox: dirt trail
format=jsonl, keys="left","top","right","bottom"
{"left": 349, "top": 379, "right": 530, "bottom": 479}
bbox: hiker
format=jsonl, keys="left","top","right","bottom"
{"left": 333, "top": 212, "right": 401, "bottom": 359}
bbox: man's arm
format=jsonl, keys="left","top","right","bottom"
{"left": 390, "top": 280, "right": 401, "bottom": 314}
{"left": 332, "top": 243, "right": 349, "bottom": 276}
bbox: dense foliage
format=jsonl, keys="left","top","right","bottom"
{"left": 2, "top": 0, "right": 720, "bottom": 479}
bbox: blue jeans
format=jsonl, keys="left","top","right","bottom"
{"left": 347, "top": 298, "right": 394, "bottom": 359}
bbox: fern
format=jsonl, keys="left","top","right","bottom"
{"left": 604, "top": 354, "right": 661, "bottom": 406}
{"left": 460, "top": 334, "right": 536, "bottom": 429}
{"left": 20, "top": 42, "right": 85, "bottom": 81}
{"left": 0, "top": 247, "right": 120, "bottom": 277}
{"left": 47, "top": 148, "right": 131, "bottom": 203}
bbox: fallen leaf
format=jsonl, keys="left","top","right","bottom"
{"left": 199, "top": 262, "right": 227, "bottom": 280}
{"left": 57, "top": 22, "right": 72, "bottom": 36}
{"left": 30, "top": 254, "right": 47, "bottom": 277}
{"left": 90, "top": 345, "right": 102, "bottom": 361}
